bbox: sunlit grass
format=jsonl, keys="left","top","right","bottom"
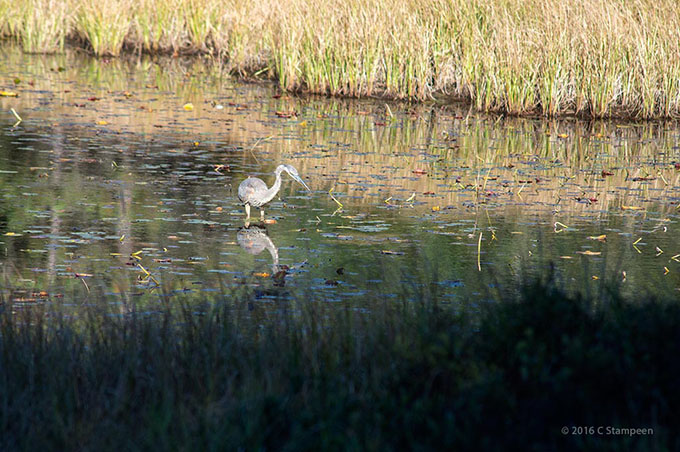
{"left": 75, "top": 0, "right": 132, "bottom": 56}
{"left": 19, "top": 0, "right": 70, "bottom": 53}
{"left": 130, "top": 0, "right": 185, "bottom": 54}
{"left": 0, "top": 0, "right": 22, "bottom": 38}
{"left": 2, "top": 0, "right": 680, "bottom": 117}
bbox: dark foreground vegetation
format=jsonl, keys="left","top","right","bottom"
{"left": 1, "top": 280, "right": 678, "bottom": 451}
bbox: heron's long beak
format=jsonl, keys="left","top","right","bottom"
{"left": 293, "top": 176, "right": 311, "bottom": 192}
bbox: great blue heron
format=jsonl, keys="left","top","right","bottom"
{"left": 238, "top": 164, "right": 310, "bottom": 221}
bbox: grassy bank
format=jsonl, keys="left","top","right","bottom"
{"left": 1, "top": 279, "right": 678, "bottom": 450}
{"left": 2, "top": 0, "right": 680, "bottom": 119}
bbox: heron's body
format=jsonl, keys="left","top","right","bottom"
{"left": 237, "top": 224, "right": 279, "bottom": 272}
{"left": 238, "top": 164, "right": 310, "bottom": 222}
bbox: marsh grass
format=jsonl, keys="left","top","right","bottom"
{"left": 131, "top": 0, "right": 186, "bottom": 54}
{"left": 2, "top": 0, "right": 680, "bottom": 117}
{"left": 0, "top": 278, "right": 678, "bottom": 450}
{"left": 19, "top": 0, "right": 69, "bottom": 53}
{"left": 75, "top": 0, "right": 132, "bottom": 56}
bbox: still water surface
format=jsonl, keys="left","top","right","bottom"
{"left": 1, "top": 46, "right": 679, "bottom": 310}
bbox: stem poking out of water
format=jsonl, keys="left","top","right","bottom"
{"left": 477, "top": 232, "right": 482, "bottom": 272}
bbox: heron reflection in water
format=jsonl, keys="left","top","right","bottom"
{"left": 237, "top": 224, "right": 280, "bottom": 276}
{"left": 238, "top": 164, "right": 310, "bottom": 224}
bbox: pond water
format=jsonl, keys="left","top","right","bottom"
{"left": 1, "top": 45, "right": 679, "bottom": 311}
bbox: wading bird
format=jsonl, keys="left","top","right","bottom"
{"left": 238, "top": 164, "right": 310, "bottom": 222}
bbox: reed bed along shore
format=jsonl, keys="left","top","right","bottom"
{"left": 1, "top": 279, "right": 679, "bottom": 450}
{"left": 2, "top": 0, "right": 680, "bottom": 119}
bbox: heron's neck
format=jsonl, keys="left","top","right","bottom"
{"left": 263, "top": 236, "right": 279, "bottom": 272}
{"left": 260, "top": 169, "right": 283, "bottom": 205}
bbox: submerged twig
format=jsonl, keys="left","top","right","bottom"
{"left": 10, "top": 108, "right": 22, "bottom": 128}
{"left": 329, "top": 187, "right": 343, "bottom": 209}
{"left": 477, "top": 232, "right": 482, "bottom": 272}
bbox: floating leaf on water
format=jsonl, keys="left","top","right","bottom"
{"left": 622, "top": 205, "right": 644, "bottom": 210}
{"left": 576, "top": 250, "right": 601, "bottom": 256}
{"left": 254, "top": 272, "right": 270, "bottom": 278}
{"left": 183, "top": 103, "right": 194, "bottom": 111}
{"left": 264, "top": 219, "right": 277, "bottom": 224}
{"left": 0, "top": 91, "right": 18, "bottom": 97}
{"left": 587, "top": 234, "right": 607, "bottom": 241}
{"left": 574, "top": 197, "right": 597, "bottom": 204}
{"left": 559, "top": 256, "right": 574, "bottom": 259}
{"left": 96, "top": 120, "right": 108, "bottom": 125}
{"left": 432, "top": 206, "right": 440, "bottom": 212}
{"left": 412, "top": 169, "right": 427, "bottom": 175}
{"left": 275, "top": 110, "right": 296, "bottom": 118}
{"left": 4, "top": 232, "right": 21, "bottom": 236}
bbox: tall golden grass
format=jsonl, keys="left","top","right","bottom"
{"left": 2, "top": 0, "right": 680, "bottom": 118}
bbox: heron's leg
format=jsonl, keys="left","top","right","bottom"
{"left": 260, "top": 208, "right": 265, "bottom": 221}
{"left": 245, "top": 204, "right": 251, "bottom": 220}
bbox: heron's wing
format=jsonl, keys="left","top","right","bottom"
{"left": 238, "top": 177, "right": 267, "bottom": 204}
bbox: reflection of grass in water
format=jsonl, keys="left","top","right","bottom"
{"left": 2, "top": 0, "right": 680, "bottom": 117}
{"left": 1, "top": 276, "right": 678, "bottom": 449}
{"left": 2, "top": 45, "right": 678, "bottom": 218}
